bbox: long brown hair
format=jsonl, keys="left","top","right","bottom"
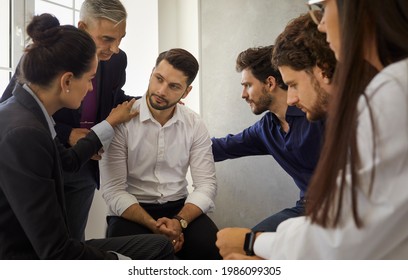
{"left": 306, "top": 0, "right": 408, "bottom": 228}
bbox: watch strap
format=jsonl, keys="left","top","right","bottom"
{"left": 243, "top": 231, "right": 261, "bottom": 256}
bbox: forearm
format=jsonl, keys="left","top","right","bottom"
{"left": 175, "top": 203, "right": 203, "bottom": 223}
{"left": 56, "top": 131, "right": 102, "bottom": 172}
{"left": 121, "top": 203, "right": 159, "bottom": 233}
{"left": 211, "top": 124, "right": 266, "bottom": 161}
{"left": 54, "top": 122, "right": 73, "bottom": 146}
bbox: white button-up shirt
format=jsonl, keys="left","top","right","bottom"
{"left": 100, "top": 94, "right": 217, "bottom": 216}
{"left": 254, "top": 58, "right": 408, "bottom": 259}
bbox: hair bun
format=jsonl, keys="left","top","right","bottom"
{"left": 26, "top": 13, "right": 61, "bottom": 44}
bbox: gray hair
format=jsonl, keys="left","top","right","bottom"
{"left": 80, "top": 0, "right": 127, "bottom": 25}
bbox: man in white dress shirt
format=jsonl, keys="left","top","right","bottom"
{"left": 100, "top": 48, "right": 220, "bottom": 259}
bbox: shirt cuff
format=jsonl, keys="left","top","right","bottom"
{"left": 253, "top": 232, "right": 275, "bottom": 259}
{"left": 185, "top": 191, "right": 215, "bottom": 213}
{"left": 91, "top": 120, "right": 114, "bottom": 151}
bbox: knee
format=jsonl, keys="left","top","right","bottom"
{"left": 155, "top": 235, "right": 175, "bottom": 260}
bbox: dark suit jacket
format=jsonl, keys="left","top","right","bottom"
{"left": 1, "top": 50, "right": 135, "bottom": 182}
{"left": 0, "top": 84, "right": 116, "bottom": 259}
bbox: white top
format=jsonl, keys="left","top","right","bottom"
{"left": 254, "top": 58, "right": 408, "bottom": 259}
{"left": 100, "top": 94, "right": 217, "bottom": 216}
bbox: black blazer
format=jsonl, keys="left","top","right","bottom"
{"left": 0, "top": 84, "right": 116, "bottom": 259}
{"left": 1, "top": 50, "right": 135, "bottom": 182}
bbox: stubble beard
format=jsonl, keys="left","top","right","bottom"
{"left": 308, "top": 81, "right": 329, "bottom": 121}
{"left": 148, "top": 92, "right": 182, "bottom": 111}
{"left": 251, "top": 88, "right": 273, "bottom": 115}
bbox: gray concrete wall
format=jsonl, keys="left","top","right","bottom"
{"left": 200, "top": 0, "right": 307, "bottom": 228}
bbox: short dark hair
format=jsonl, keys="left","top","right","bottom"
{"left": 155, "top": 48, "right": 199, "bottom": 86}
{"left": 21, "top": 13, "right": 96, "bottom": 87}
{"left": 272, "top": 13, "right": 336, "bottom": 80}
{"left": 236, "top": 45, "right": 287, "bottom": 90}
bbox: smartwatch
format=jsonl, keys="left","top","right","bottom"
{"left": 243, "top": 231, "right": 259, "bottom": 256}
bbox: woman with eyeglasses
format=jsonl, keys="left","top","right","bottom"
{"left": 219, "top": 0, "right": 408, "bottom": 259}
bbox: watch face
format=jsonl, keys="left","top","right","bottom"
{"left": 244, "top": 232, "right": 255, "bottom": 256}
{"left": 180, "top": 219, "right": 188, "bottom": 229}
{"left": 174, "top": 215, "right": 188, "bottom": 229}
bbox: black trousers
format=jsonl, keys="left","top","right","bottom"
{"left": 107, "top": 199, "right": 221, "bottom": 260}
{"left": 86, "top": 234, "right": 174, "bottom": 260}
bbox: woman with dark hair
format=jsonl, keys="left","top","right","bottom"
{"left": 0, "top": 13, "right": 173, "bottom": 259}
{"left": 218, "top": 0, "right": 408, "bottom": 259}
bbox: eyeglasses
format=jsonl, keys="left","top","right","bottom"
{"left": 307, "top": 1, "right": 325, "bottom": 25}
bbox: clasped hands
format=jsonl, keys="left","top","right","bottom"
{"left": 156, "top": 217, "right": 184, "bottom": 253}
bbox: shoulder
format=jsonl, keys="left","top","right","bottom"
{"left": 177, "top": 105, "right": 207, "bottom": 129}
{"left": 100, "top": 49, "right": 127, "bottom": 71}
{"left": 0, "top": 99, "right": 42, "bottom": 129}
{"left": 367, "top": 59, "right": 408, "bottom": 94}
{"left": 358, "top": 59, "right": 408, "bottom": 119}
{"left": 0, "top": 124, "right": 53, "bottom": 155}
{"left": 178, "top": 104, "right": 201, "bottom": 120}
{"left": 109, "top": 49, "right": 127, "bottom": 64}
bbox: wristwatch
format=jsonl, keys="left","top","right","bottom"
{"left": 173, "top": 215, "right": 188, "bottom": 231}
{"left": 243, "top": 231, "right": 258, "bottom": 256}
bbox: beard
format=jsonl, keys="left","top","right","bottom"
{"left": 249, "top": 87, "right": 273, "bottom": 115}
{"left": 148, "top": 92, "right": 183, "bottom": 111}
{"left": 307, "top": 78, "right": 329, "bottom": 121}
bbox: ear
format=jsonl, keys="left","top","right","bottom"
{"left": 317, "top": 65, "right": 331, "bottom": 84}
{"left": 78, "top": 21, "right": 87, "bottom": 31}
{"left": 319, "top": 70, "right": 331, "bottom": 85}
{"left": 265, "top": 76, "right": 277, "bottom": 91}
{"left": 182, "top": 85, "right": 192, "bottom": 99}
{"left": 60, "top": 72, "right": 74, "bottom": 93}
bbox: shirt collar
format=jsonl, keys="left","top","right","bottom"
{"left": 23, "top": 84, "right": 57, "bottom": 139}
{"left": 139, "top": 93, "right": 184, "bottom": 126}
{"left": 286, "top": 105, "right": 306, "bottom": 117}
{"left": 270, "top": 105, "right": 306, "bottom": 126}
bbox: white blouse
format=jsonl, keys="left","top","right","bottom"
{"left": 254, "top": 58, "right": 408, "bottom": 259}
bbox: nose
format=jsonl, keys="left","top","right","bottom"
{"left": 156, "top": 82, "right": 168, "bottom": 95}
{"left": 241, "top": 88, "right": 248, "bottom": 99}
{"left": 287, "top": 89, "right": 299, "bottom": 106}
{"left": 109, "top": 41, "right": 120, "bottom": 54}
